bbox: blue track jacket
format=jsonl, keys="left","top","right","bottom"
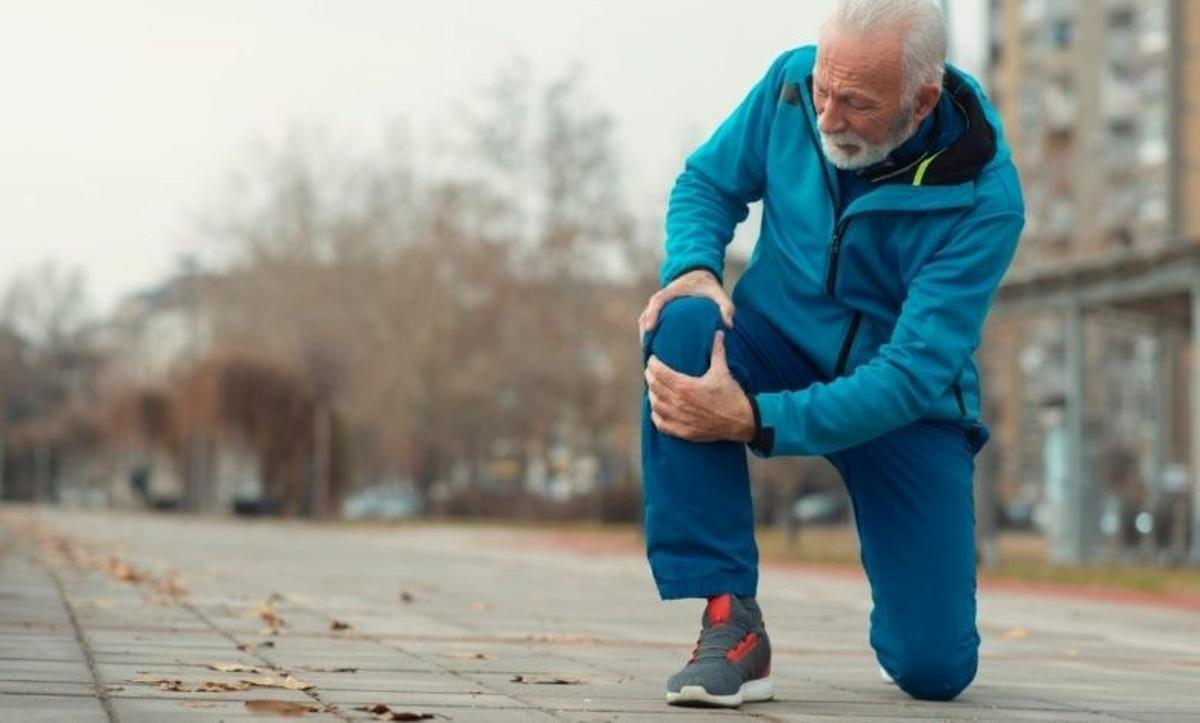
{"left": 660, "top": 46, "right": 1025, "bottom": 457}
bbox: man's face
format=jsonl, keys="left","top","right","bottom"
{"left": 813, "top": 28, "right": 918, "bottom": 170}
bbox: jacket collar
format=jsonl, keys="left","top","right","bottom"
{"left": 884, "top": 67, "right": 997, "bottom": 187}
{"left": 784, "top": 67, "right": 996, "bottom": 215}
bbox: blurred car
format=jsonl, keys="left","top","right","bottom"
{"left": 232, "top": 495, "right": 281, "bottom": 516}
{"left": 999, "top": 497, "right": 1037, "bottom": 530}
{"left": 341, "top": 480, "right": 423, "bottom": 520}
{"left": 791, "top": 490, "right": 850, "bottom": 526}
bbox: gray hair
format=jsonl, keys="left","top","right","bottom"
{"left": 821, "top": 0, "right": 947, "bottom": 101}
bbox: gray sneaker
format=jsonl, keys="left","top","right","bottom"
{"left": 665, "top": 594, "right": 773, "bottom": 707}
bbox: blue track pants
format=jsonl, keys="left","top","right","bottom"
{"left": 641, "top": 297, "right": 988, "bottom": 701}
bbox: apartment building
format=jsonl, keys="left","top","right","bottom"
{"left": 982, "top": 0, "right": 1200, "bottom": 560}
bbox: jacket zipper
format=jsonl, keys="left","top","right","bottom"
{"left": 953, "top": 383, "right": 966, "bottom": 416}
{"left": 834, "top": 311, "right": 863, "bottom": 377}
{"left": 825, "top": 218, "right": 849, "bottom": 298}
{"left": 792, "top": 79, "right": 867, "bottom": 381}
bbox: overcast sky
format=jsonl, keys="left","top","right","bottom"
{"left": 0, "top": 0, "right": 985, "bottom": 315}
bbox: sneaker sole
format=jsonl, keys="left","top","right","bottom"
{"left": 666, "top": 677, "right": 774, "bottom": 708}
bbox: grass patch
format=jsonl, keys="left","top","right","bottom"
{"left": 759, "top": 525, "right": 1200, "bottom": 598}
{"left": 334, "top": 516, "right": 1200, "bottom": 600}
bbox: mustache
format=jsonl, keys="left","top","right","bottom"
{"left": 820, "top": 131, "right": 868, "bottom": 147}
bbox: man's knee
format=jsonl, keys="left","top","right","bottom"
{"left": 887, "top": 643, "right": 977, "bottom": 702}
{"left": 645, "top": 296, "right": 722, "bottom": 375}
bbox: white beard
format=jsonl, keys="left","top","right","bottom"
{"left": 819, "top": 111, "right": 918, "bottom": 171}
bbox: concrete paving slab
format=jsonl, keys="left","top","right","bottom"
{"left": 0, "top": 692, "right": 108, "bottom": 723}
{"left": 0, "top": 679, "right": 99, "bottom": 696}
{"left": 2, "top": 506, "right": 1198, "bottom": 722}
{"left": 107, "top": 697, "right": 342, "bottom": 722}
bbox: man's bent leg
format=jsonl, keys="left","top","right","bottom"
{"left": 835, "top": 420, "right": 989, "bottom": 701}
{"left": 641, "top": 297, "right": 758, "bottom": 599}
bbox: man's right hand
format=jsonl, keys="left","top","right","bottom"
{"left": 638, "top": 268, "right": 735, "bottom": 339}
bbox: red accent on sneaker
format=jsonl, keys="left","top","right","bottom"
{"left": 705, "top": 594, "right": 732, "bottom": 627}
{"left": 725, "top": 632, "right": 759, "bottom": 663}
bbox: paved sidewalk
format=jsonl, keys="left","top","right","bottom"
{"left": 1, "top": 506, "right": 1198, "bottom": 722}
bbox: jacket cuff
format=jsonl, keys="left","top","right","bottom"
{"left": 660, "top": 259, "right": 724, "bottom": 288}
{"left": 671, "top": 264, "right": 720, "bottom": 284}
{"left": 746, "top": 394, "right": 775, "bottom": 457}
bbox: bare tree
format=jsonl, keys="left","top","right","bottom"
{"left": 0, "top": 261, "right": 98, "bottom": 500}
{"left": 0, "top": 261, "right": 97, "bottom": 411}
{"left": 195, "top": 64, "right": 651, "bottom": 515}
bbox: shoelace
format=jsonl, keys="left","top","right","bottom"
{"left": 689, "top": 619, "right": 753, "bottom": 663}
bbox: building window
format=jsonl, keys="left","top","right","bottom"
{"left": 1046, "top": 199, "right": 1075, "bottom": 244}
{"left": 1139, "top": 1, "right": 1169, "bottom": 54}
{"left": 1138, "top": 106, "right": 1168, "bottom": 167}
{"left": 1045, "top": 77, "right": 1076, "bottom": 131}
{"left": 1108, "top": 8, "right": 1134, "bottom": 28}
{"left": 1050, "top": 19, "right": 1074, "bottom": 48}
{"left": 1139, "top": 177, "right": 1169, "bottom": 226}
{"left": 1021, "top": 0, "right": 1047, "bottom": 24}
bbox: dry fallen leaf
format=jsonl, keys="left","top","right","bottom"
{"left": 238, "top": 640, "right": 275, "bottom": 652}
{"left": 106, "top": 557, "right": 144, "bottom": 583}
{"left": 241, "top": 675, "right": 314, "bottom": 691}
{"left": 130, "top": 675, "right": 181, "bottom": 688}
{"left": 330, "top": 619, "right": 352, "bottom": 631}
{"left": 511, "top": 674, "right": 583, "bottom": 685}
{"left": 354, "top": 703, "right": 444, "bottom": 721}
{"left": 529, "top": 634, "right": 597, "bottom": 644}
{"left": 198, "top": 681, "right": 254, "bottom": 693}
{"left": 399, "top": 591, "right": 415, "bottom": 603}
{"left": 301, "top": 666, "right": 359, "bottom": 673}
{"left": 358, "top": 704, "right": 391, "bottom": 715}
{"left": 207, "top": 662, "right": 262, "bottom": 674}
{"left": 446, "top": 648, "right": 492, "bottom": 658}
{"left": 259, "top": 604, "right": 287, "bottom": 627}
{"left": 244, "top": 699, "right": 320, "bottom": 716}
{"left": 1003, "top": 627, "right": 1029, "bottom": 640}
{"left": 160, "top": 575, "right": 189, "bottom": 597}
{"left": 130, "top": 675, "right": 253, "bottom": 693}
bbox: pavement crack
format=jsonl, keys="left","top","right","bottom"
{"left": 43, "top": 562, "right": 120, "bottom": 723}
{"left": 178, "top": 599, "right": 353, "bottom": 722}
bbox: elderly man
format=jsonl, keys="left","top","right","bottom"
{"left": 638, "top": 0, "right": 1024, "bottom": 707}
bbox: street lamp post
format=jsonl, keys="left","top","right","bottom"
{"left": 1190, "top": 275, "right": 1200, "bottom": 565}
{"left": 0, "top": 424, "right": 6, "bottom": 502}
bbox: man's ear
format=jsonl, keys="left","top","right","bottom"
{"left": 912, "top": 83, "right": 942, "bottom": 124}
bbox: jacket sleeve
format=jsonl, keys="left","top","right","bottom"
{"left": 752, "top": 208, "right": 1025, "bottom": 456}
{"left": 658, "top": 50, "right": 797, "bottom": 287}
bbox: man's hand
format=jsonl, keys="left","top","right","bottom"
{"left": 645, "top": 331, "right": 756, "bottom": 443}
{"left": 638, "top": 269, "right": 735, "bottom": 339}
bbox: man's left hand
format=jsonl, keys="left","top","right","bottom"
{"left": 645, "top": 330, "right": 756, "bottom": 443}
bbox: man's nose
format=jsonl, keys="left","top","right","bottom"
{"left": 818, "top": 101, "right": 845, "bottom": 134}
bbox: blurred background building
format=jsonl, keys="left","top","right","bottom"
{"left": 983, "top": 0, "right": 1200, "bottom": 563}
{"left": 2, "top": 1, "right": 1199, "bottom": 572}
